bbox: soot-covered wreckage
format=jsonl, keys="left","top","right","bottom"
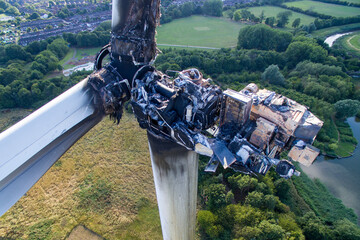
{"left": 89, "top": 62, "right": 323, "bottom": 179}
{"left": 86, "top": 0, "right": 322, "bottom": 180}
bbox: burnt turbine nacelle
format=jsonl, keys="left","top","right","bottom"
{"left": 131, "top": 67, "right": 222, "bottom": 149}
{"left": 88, "top": 57, "right": 301, "bottom": 179}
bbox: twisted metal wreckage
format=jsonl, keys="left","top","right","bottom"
{"left": 88, "top": 0, "right": 323, "bottom": 179}
{"left": 0, "top": 0, "right": 323, "bottom": 239}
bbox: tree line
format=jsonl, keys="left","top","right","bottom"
{"left": 160, "top": 0, "right": 223, "bottom": 24}
{"left": 280, "top": 4, "right": 360, "bottom": 29}
{"left": 155, "top": 24, "right": 360, "bottom": 155}
{"left": 312, "top": 0, "right": 360, "bottom": 8}
{"left": 0, "top": 0, "right": 20, "bottom": 16}
{"left": 196, "top": 155, "right": 360, "bottom": 239}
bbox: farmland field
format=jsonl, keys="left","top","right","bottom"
{"left": 156, "top": 16, "right": 247, "bottom": 48}
{"left": 284, "top": 0, "right": 360, "bottom": 17}
{"left": 247, "top": 6, "right": 316, "bottom": 27}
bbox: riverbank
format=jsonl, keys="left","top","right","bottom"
{"left": 312, "top": 22, "right": 360, "bottom": 39}
{"left": 334, "top": 31, "right": 360, "bottom": 58}
{"left": 302, "top": 117, "right": 360, "bottom": 225}
{"left": 324, "top": 32, "right": 352, "bottom": 47}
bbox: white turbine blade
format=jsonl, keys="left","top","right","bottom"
{"left": 0, "top": 79, "right": 104, "bottom": 216}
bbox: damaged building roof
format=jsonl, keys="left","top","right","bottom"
{"left": 240, "top": 86, "right": 323, "bottom": 143}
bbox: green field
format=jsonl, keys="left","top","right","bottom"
{"left": 335, "top": 31, "right": 360, "bottom": 57}
{"left": 349, "top": 32, "right": 360, "bottom": 50}
{"left": 60, "top": 47, "right": 101, "bottom": 70}
{"left": 59, "top": 47, "right": 75, "bottom": 66}
{"left": 156, "top": 16, "right": 246, "bottom": 48}
{"left": 247, "top": 6, "right": 316, "bottom": 27}
{"left": 284, "top": 0, "right": 360, "bottom": 17}
{"left": 74, "top": 47, "right": 101, "bottom": 60}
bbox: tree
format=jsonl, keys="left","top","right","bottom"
{"left": 228, "top": 174, "right": 258, "bottom": 197}
{"left": 308, "top": 22, "right": 317, "bottom": 33}
{"left": 5, "top": 44, "right": 31, "bottom": 62}
{"left": 204, "top": 184, "right": 226, "bottom": 211}
{"left": 6, "top": 6, "right": 20, "bottom": 16}
{"left": 292, "top": 18, "right": 301, "bottom": 28}
{"left": 63, "top": 32, "right": 77, "bottom": 46}
{"left": 197, "top": 210, "right": 223, "bottom": 238}
{"left": 245, "top": 191, "right": 265, "bottom": 209}
{"left": 233, "top": 9, "right": 241, "bottom": 21}
{"left": 0, "top": 67, "right": 22, "bottom": 85}
{"left": 332, "top": 219, "right": 360, "bottom": 240}
{"left": 18, "top": 87, "right": 32, "bottom": 107}
{"left": 30, "top": 70, "right": 44, "bottom": 80}
{"left": 240, "top": 9, "right": 252, "bottom": 21}
{"left": 265, "top": 16, "right": 276, "bottom": 27}
{"left": 285, "top": 40, "right": 328, "bottom": 68}
{"left": 28, "top": 12, "right": 40, "bottom": 20}
{"left": 47, "top": 38, "right": 69, "bottom": 59}
{"left": 276, "top": 11, "right": 292, "bottom": 28}
{"left": 274, "top": 178, "right": 290, "bottom": 199}
{"left": 299, "top": 212, "right": 327, "bottom": 240}
{"left": 259, "top": 10, "right": 265, "bottom": 23}
{"left": 203, "top": 0, "right": 223, "bottom": 17}
{"left": 258, "top": 220, "right": 286, "bottom": 240}
{"left": 237, "top": 24, "right": 292, "bottom": 52}
{"left": 262, "top": 64, "right": 285, "bottom": 86}
{"left": 334, "top": 99, "right": 360, "bottom": 119}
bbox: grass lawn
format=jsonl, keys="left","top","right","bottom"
{"left": 0, "top": 112, "right": 161, "bottom": 239}
{"left": 284, "top": 0, "right": 360, "bottom": 17}
{"left": 335, "top": 31, "right": 360, "bottom": 57}
{"left": 59, "top": 47, "right": 75, "bottom": 66}
{"left": 74, "top": 47, "right": 101, "bottom": 60}
{"left": 0, "top": 109, "right": 32, "bottom": 132}
{"left": 59, "top": 47, "right": 100, "bottom": 70}
{"left": 247, "top": 6, "right": 316, "bottom": 28}
{"left": 336, "top": 141, "right": 356, "bottom": 157}
{"left": 349, "top": 32, "right": 360, "bottom": 50}
{"left": 156, "top": 15, "right": 247, "bottom": 48}
{"left": 312, "top": 22, "right": 360, "bottom": 38}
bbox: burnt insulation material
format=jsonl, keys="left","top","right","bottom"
{"left": 111, "top": 0, "right": 160, "bottom": 64}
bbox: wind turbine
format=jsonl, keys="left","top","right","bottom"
{"left": 1, "top": 0, "right": 198, "bottom": 239}
{"left": 0, "top": 1, "right": 322, "bottom": 239}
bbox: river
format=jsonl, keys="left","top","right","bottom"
{"left": 324, "top": 32, "right": 352, "bottom": 47}
{"left": 301, "top": 117, "right": 360, "bottom": 224}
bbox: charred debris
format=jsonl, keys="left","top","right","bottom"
{"left": 88, "top": 60, "right": 323, "bottom": 179}
{"left": 86, "top": 0, "right": 322, "bottom": 179}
